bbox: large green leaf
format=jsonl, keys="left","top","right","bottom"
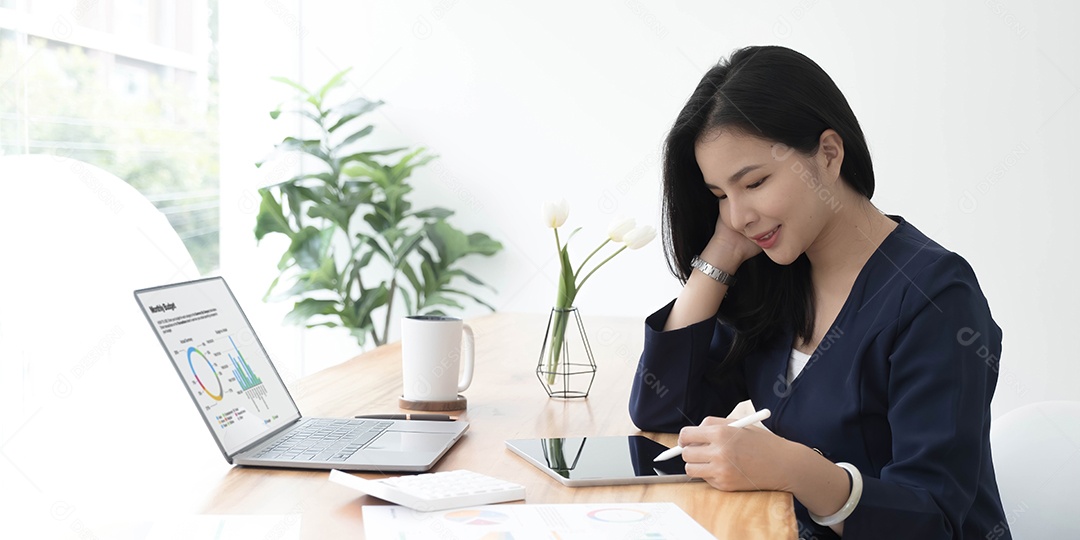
{"left": 270, "top": 75, "right": 311, "bottom": 97}
{"left": 366, "top": 165, "right": 394, "bottom": 190}
{"left": 354, "top": 247, "right": 377, "bottom": 272}
{"left": 263, "top": 273, "right": 282, "bottom": 301}
{"left": 340, "top": 149, "right": 408, "bottom": 172}
{"left": 280, "top": 184, "right": 306, "bottom": 229}
{"left": 259, "top": 172, "right": 335, "bottom": 189}
{"left": 389, "top": 148, "right": 436, "bottom": 183}
{"left": 445, "top": 268, "right": 495, "bottom": 291}
{"left": 316, "top": 67, "right": 352, "bottom": 104}
{"left": 424, "top": 221, "right": 467, "bottom": 267}
{"left": 399, "top": 261, "right": 424, "bottom": 308}
{"left": 382, "top": 184, "right": 412, "bottom": 207}
{"left": 332, "top": 96, "right": 382, "bottom": 120}
{"left": 254, "top": 189, "right": 293, "bottom": 241}
{"left": 392, "top": 231, "right": 425, "bottom": 266}
{"left": 289, "top": 226, "right": 327, "bottom": 271}
{"left": 342, "top": 179, "right": 376, "bottom": 198}
{"left": 408, "top": 207, "right": 455, "bottom": 220}
{"left": 348, "top": 325, "right": 373, "bottom": 347}
{"left": 442, "top": 288, "right": 497, "bottom": 312}
{"left": 361, "top": 235, "right": 392, "bottom": 264}
{"left": 278, "top": 137, "right": 322, "bottom": 152}
{"left": 425, "top": 222, "right": 503, "bottom": 269}
{"left": 284, "top": 298, "right": 339, "bottom": 325}
{"left": 352, "top": 284, "right": 390, "bottom": 323}
{"left": 276, "top": 247, "right": 294, "bottom": 271}
{"left": 308, "top": 199, "right": 360, "bottom": 232}
{"left": 328, "top": 97, "right": 383, "bottom": 132}
{"left": 424, "top": 293, "right": 464, "bottom": 310}
{"left": 278, "top": 263, "right": 332, "bottom": 298}
{"left": 382, "top": 226, "right": 404, "bottom": 246}
{"left": 395, "top": 283, "right": 416, "bottom": 316}
{"left": 307, "top": 256, "right": 339, "bottom": 290}
{"left": 363, "top": 212, "right": 390, "bottom": 235}
{"left": 417, "top": 247, "right": 439, "bottom": 296}
{"left": 285, "top": 184, "right": 326, "bottom": 204}
{"left": 278, "top": 257, "right": 338, "bottom": 298}
{"left": 338, "top": 125, "right": 374, "bottom": 148}
{"left": 342, "top": 161, "right": 377, "bottom": 180}
{"left": 359, "top": 147, "right": 410, "bottom": 157}
{"left": 466, "top": 232, "right": 503, "bottom": 256}
{"left": 274, "top": 137, "right": 329, "bottom": 164}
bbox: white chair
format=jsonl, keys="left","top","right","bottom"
{"left": 0, "top": 155, "right": 225, "bottom": 537}
{"left": 990, "top": 400, "right": 1080, "bottom": 539}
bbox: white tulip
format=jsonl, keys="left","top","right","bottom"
{"left": 541, "top": 198, "right": 570, "bottom": 228}
{"left": 622, "top": 225, "right": 656, "bottom": 250}
{"left": 606, "top": 216, "right": 636, "bottom": 242}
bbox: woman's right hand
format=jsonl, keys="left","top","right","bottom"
{"left": 665, "top": 202, "right": 756, "bottom": 331}
{"left": 705, "top": 204, "right": 762, "bottom": 266}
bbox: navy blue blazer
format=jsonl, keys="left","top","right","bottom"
{"left": 629, "top": 216, "right": 1010, "bottom": 540}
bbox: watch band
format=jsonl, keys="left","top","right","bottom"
{"left": 691, "top": 256, "right": 736, "bottom": 286}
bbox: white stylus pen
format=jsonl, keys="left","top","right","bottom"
{"left": 653, "top": 408, "right": 772, "bottom": 462}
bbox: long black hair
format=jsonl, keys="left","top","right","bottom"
{"left": 661, "top": 45, "right": 875, "bottom": 380}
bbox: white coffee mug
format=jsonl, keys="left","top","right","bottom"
{"left": 401, "top": 315, "right": 475, "bottom": 402}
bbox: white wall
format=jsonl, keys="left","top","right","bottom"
{"left": 218, "top": 0, "right": 1080, "bottom": 417}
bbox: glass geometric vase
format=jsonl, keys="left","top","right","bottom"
{"left": 536, "top": 307, "right": 597, "bottom": 399}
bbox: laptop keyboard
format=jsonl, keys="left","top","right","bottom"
{"left": 252, "top": 419, "right": 394, "bottom": 463}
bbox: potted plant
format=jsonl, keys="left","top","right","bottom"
{"left": 255, "top": 68, "right": 502, "bottom": 347}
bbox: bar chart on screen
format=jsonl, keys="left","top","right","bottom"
{"left": 176, "top": 331, "right": 270, "bottom": 413}
{"left": 226, "top": 335, "right": 270, "bottom": 412}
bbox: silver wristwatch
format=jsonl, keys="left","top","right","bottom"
{"left": 691, "top": 256, "right": 736, "bottom": 286}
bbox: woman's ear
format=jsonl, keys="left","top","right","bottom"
{"left": 817, "top": 129, "right": 844, "bottom": 185}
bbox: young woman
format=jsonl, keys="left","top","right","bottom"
{"left": 629, "top": 46, "right": 1010, "bottom": 540}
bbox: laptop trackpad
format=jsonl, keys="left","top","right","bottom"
{"left": 365, "top": 431, "right": 453, "bottom": 453}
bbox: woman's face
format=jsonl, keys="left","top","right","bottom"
{"left": 694, "top": 129, "right": 843, "bottom": 265}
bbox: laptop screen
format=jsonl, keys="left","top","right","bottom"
{"left": 135, "top": 277, "right": 301, "bottom": 456}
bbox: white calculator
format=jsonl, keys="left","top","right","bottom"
{"left": 329, "top": 469, "right": 526, "bottom": 512}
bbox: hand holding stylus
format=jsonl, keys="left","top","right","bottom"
{"left": 653, "top": 408, "right": 772, "bottom": 462}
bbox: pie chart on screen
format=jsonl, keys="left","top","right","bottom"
{"left": 187, "top": 346, "right": 223, "bottom": 401}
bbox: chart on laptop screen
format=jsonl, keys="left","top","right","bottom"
{"left": 136, "top": 278, "right": 300, "bottom": 454}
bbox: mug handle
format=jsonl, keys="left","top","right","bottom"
{"left": 457, "top": 323, "right": 475, "bottom": 392}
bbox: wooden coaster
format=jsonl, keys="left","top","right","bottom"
{"left": 398, "top": 394, "right": 467, "bottom": 411}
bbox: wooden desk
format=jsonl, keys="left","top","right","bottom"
{"left": 202, "top": 312, "right": 796, "bottom": 538}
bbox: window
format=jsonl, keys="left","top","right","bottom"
{"left": 0, "top": 0, "right": 220, "bottom": 272}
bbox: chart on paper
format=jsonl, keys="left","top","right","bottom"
{"left": 362, "top": 502, "right": 715, "bottom": 539}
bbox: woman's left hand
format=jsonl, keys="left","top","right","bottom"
{"left": 679, "top": 416, "right": 797, "bottom": 492}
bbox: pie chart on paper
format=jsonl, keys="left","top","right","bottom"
{"left": 587, "top": 507, "right": 651, "bottom": 523}
{"left": 479, "top": 533, "right": 515, "bottom": 540}
{"left": 443, "top": 509, "right": 509, "bottom": 526}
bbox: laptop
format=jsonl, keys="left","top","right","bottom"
{"left": 134, "top": 276, "right": 468, "bottom": 472}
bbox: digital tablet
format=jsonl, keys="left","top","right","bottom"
{"left": 505, "top": 436, "right": 703, "bottom": 487}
